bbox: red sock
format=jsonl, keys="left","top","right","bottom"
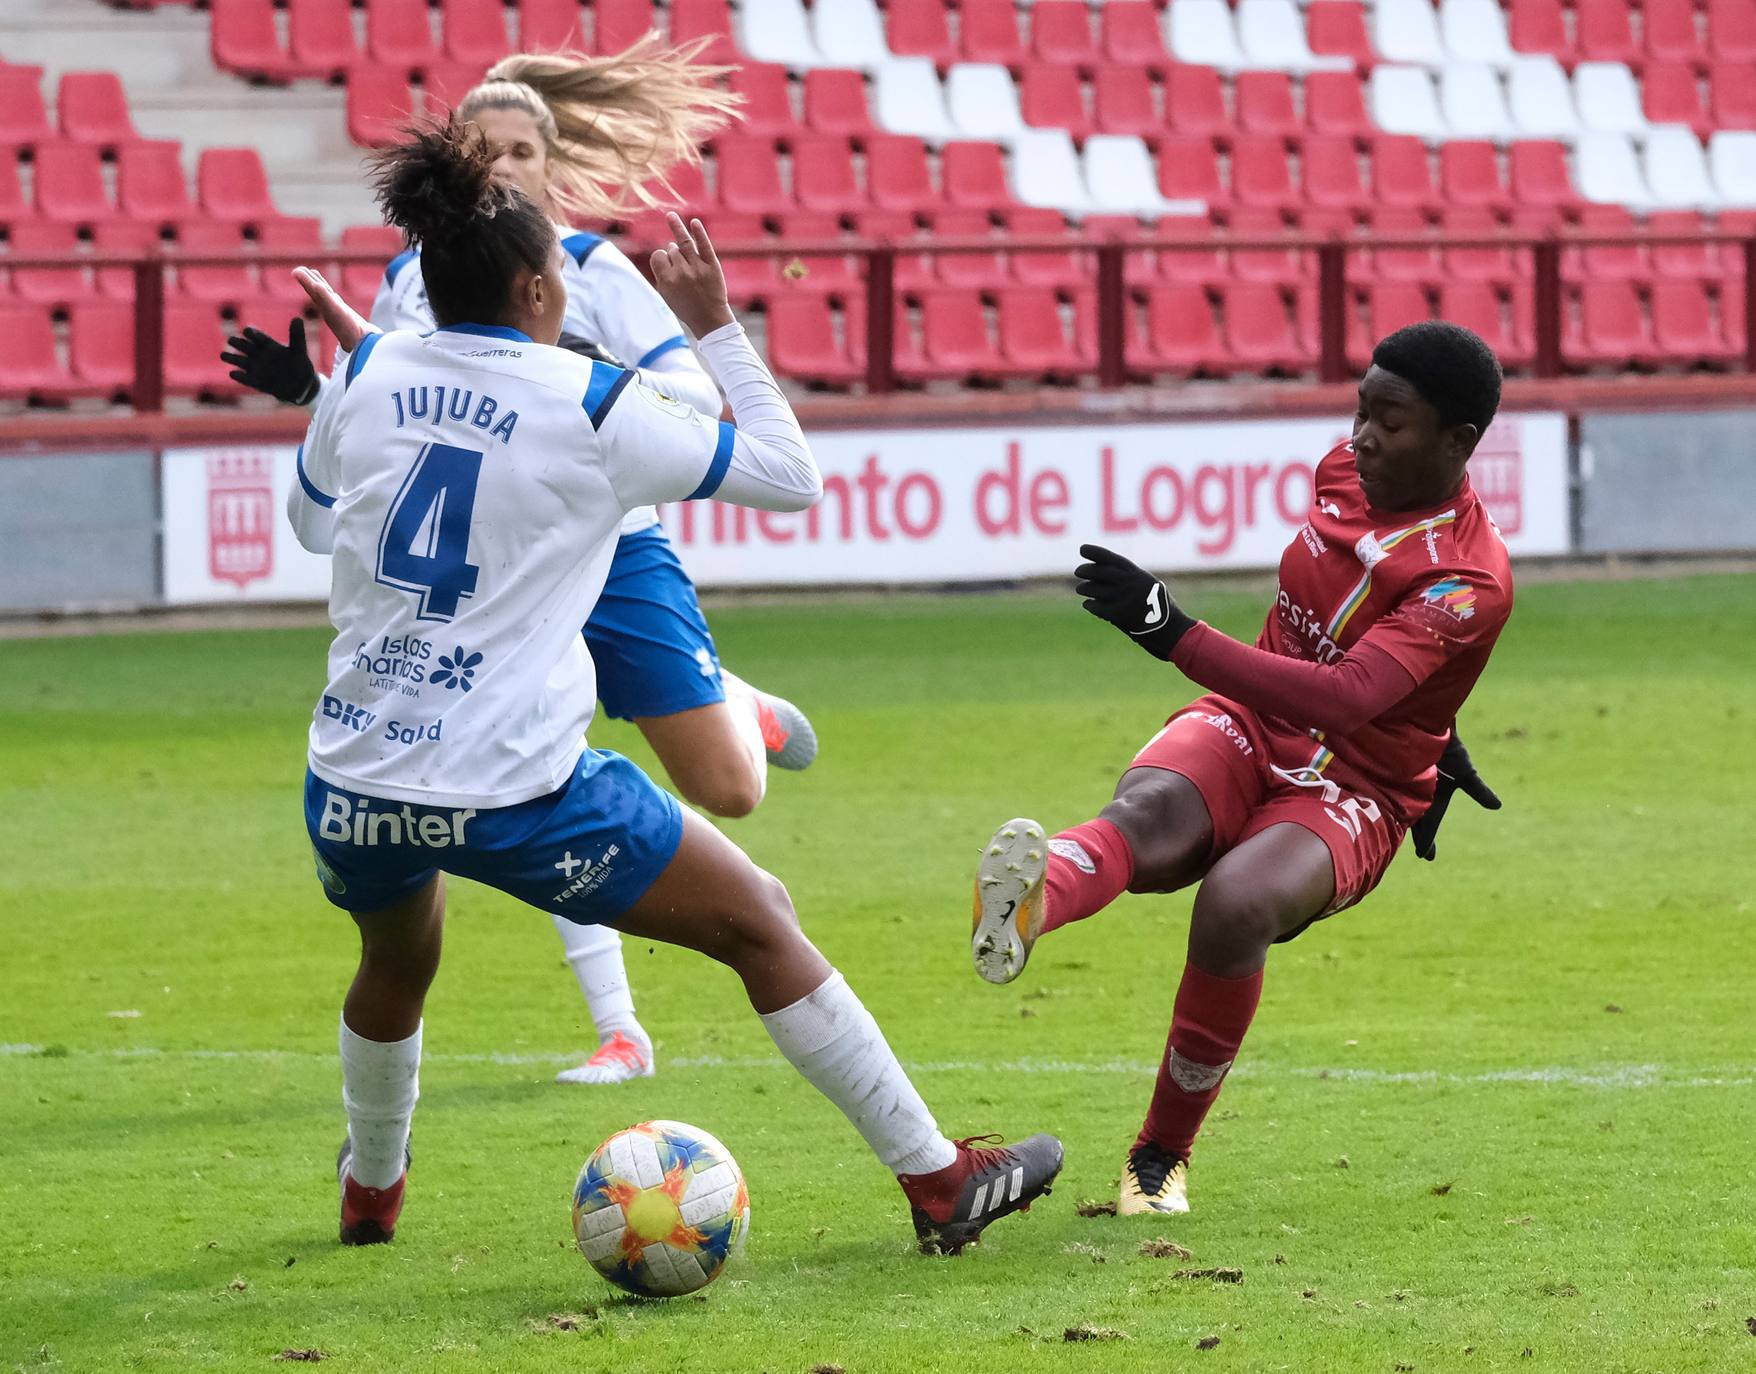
{"left": 1136, "top": 962, "right": 1264, "bottom": 1160}
{"left": 1040, "top": 819, "right": 1135, "bottom": 934}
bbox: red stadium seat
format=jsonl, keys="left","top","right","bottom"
{"left": 1302, "top": 134, "right": 1371, "bottom": 210}
{"left": 1227, "top": 205, "right": 1303, "bottom": 283}
{"left": 1439, "top": 282, "right": 1523, "bottom": 366}
{"left": 0, "top": 303, "right": 72, "bottom": 401}
{"left": 347, "top": 65, "right": 417, "bottom": 148}
{"left": 1093, "top": 66, "right": 1159, "bottom": 138}
{"left": 709, "top": 211, "right": 777, "bottom": 303}
{"left": 775, "top": 211, "right": 861, "bottom": 294}
{"left": 791, "top": 134, "right": 862, "bottom": 214}
{"left": 1030, "top": 2, "right": 1099, "bottom": 69}
{"left": 1651, "top": 276, "right": 1734, "bottom": 362}
{"left": 518, "top": 0, "right": 585, "bottom": 51}
{"left": 649, "top": 159, "right": 708, "bottom": 213}
{"left": 368, "top": 0, "right": 440, "bottom": 68}
{"left": 997, "top": 286, "right": 1080, "bottom": 376}
{"left": 886, "top": 0, "right": 956, "bottom": 65}
{"left": 1370, "top": 135, "right": 1440, "bottom": 212}
{"left": 0, "top": 156, "right": 24, "bottom": 229}
{"left": 1003, "top": 206, "right": 1081, "bottom": 287}
{"left": 1153, "top": 214, "right": 1225, "bottom": 284}
{"left": 443, "top": 0, "right": 511, "bottom": 65}
{"left": 1644, "top": 62, "right": 1709, "bottom": 137}
{"left": 1084, "top": 213, "right": 1154, "bottom": 283}
{"left": 1508, "top": 139, "right": 1578, "bottom": 210}
{"left": 1576, "top": 0, "right": 1641, "bottom": 65}
{"left": 172, "top": 221, "right": 254, "bottom": 304}
{"left": 1236, "top": 72, "right": 1300, "bottom": 139}
{"left": 767, "top": 295, "right": 864, "bottom": 385}
{"left": 1648, "top": 209, "right": 1717, "bottom": 277}
{"left": 423, "top": 61, "right": 490, "bottom": 118}
{"left": 1164, "top": 64, "right": 1228, "bottom": 137}
{"left": 665, "top": 0, "right": 733, "bottom": 64}
{"left": 1157, "top": 135, "right": 1227, "bottom": 207}
{"left": 802, "top": 69, "right": 875, "bottom": 135}
{"left": 1509, "top": 0, "right": 1572, "bottom": 61}
{"left": 1020, "top": 65, "right": 1090, "bottom": 141}
{"left": 1100, "top": 3, "right": 1171, "bottom": 73}
{"left": 1440, "top": 141, "right": 1511, "bottom": 211}
{"left": 960, "top": 0, "right": 1026, "bottom": 67}
{"left": 716, "top": 135, "right": 788, "bottom": 213}
{"left": 1568, "top": 281, "right": 1654, "bottom": 367}
{"left": 1644, "top": 0, "right": 1707, "bottom": 66}
{"left": 1441, "top": 205, "right": 1517, "bottom": 284}
{"left": 941, "top": 140, "right": 1010, "bottom": 211}
{"left": 910, "top": 289, "right": 1003, "bottom": 381}
{"left": 1349, "top": 282, "right": 1430, "bottom": 369}
{"left": 163, "top": 301, "right": 241, "bottom": 398}
{"left": 1221, "top": 282, "right": 1305, "bottom": 372}
{"left": 1232, "top": 135, "right": 1299, "bottom": 211}
{"left": 93, "top": 221, "right": 159, "bottom": 301}
{"left": 1136, "top": 283, "right": 1220, "bottom": 375}
{"left": 729, "top": 64, "right": 797, "bottom": 138}
{"left": 69, "top": 301, "right": 134, "bottom": 399}
{"left": 117, "top": 140, "right": 190, "bottom": 228}
{"left": 1709, "top": 0, "right": 1756, "bottom": 63}
{"left": 210, "top": 0, "right": 300, "bottom": 82}
{"left": 6, "top": 221, "right": 88, "bottom": 308}
{"left": 0, "top": 66, "right": 52, "bottom": 155}
{"left": 33, "top": 141, "right": 116, "bottom": 226}
{"left": 340, "top": 222, "right": 404, "bottom": 310}
{"left": 198, "top": 148, "right": 278, "bottom": 226}
{"left": 1306, "top": 1, "right": 1375, "bottom": 72}
{"left": 855, "top": 209, "right": 935, "bottom": 287}
{"left": 930, "top": 210, "right": 1006, "bottom": 287}
{"left": 289, "top": 0, "right": 361, "bottom": 79}
{"left": 1305, "top": 71, "right": 1372, "bottom": 140}
{"left": 256, "top": 216, "right": 325, "bottom": 307}
{"left": 1568, "top": 204, "right": 1648, "bottom": 280}
{"left": 1711, "top": 62, "right": 1756, "bottom": 129}
{"left": 1366, "top": 206, "right": 1439, "bottom": 284}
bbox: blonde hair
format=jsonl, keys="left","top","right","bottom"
{"left": 456, "top": 34, "right": 742, "bottom": 221}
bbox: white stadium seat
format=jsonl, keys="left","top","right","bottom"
{"left": 1440, "top": 0, "right": 1518, "bottom": 66}
{"left": 1642, "top": 127, "right": 1719, "bottom": 209}
{"left": 1574, "top": 131, "right": 1652, "bottom": 206}
{"left": 1507, "top": 58, "right": 1581, "bottom": 140}
{"left": 872, "top": 58, "right": 958, "bottom": 141}
{"left": 1573, "top": 62, "right": 1651, "bottom": 138}
{"left": 1439, "top": 63, "right": 1517, "bottom": 141}
{"left": 1236, "top": 0, "right": 1352, "bottom": 73}
{"left": 1369, "top": 65, "right": 1448, "bottom": 141}
{"left": 738, "top": 0, "right": 824, "bottom": 68}
{"left": 811, "top": 0, "right": 891, "bottom": 71}
{"left": 1084, "top": 134, "right": 1200, "bottom": 217}
{"left": 1374, "top": 0, "right": 1448, "bottom": 67}
{"left": 1168, "top": 0, "right": 1248, "bottom": 72}
{"left": 945, "top": 64, "right": 1027, "bottom": 143}
{"left": 1011, "top": 129, "right": 1093, "bottom": 215}
{"left": 1709, "top": 132, "right": 1756, "bottom": 207}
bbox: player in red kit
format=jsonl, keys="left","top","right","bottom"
{"left": 969, "top": 322, "right": 1512, "bottom": 1215}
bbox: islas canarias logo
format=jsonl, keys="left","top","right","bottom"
{"left": 1420, "top": 577, "right": 1477, "bottom": 621}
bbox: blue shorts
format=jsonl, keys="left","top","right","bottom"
{"left": 585, "top": 524, "right": 726, "bottom": 722}
{"left": 303, "top": 749, "right": 684, "bottom": 924}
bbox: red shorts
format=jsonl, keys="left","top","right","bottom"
{"left": 1130, "top": 694, "right": 1406, "bottom": 919}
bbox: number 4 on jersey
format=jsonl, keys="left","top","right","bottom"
{"left": 376, "top": 442, "right": 482, "bottom": 621}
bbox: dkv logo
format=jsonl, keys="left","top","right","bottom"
{"left": 207, "top": 453, "right": 275, "bottom": 590}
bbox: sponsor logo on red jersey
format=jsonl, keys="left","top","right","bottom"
{"left": 1420, "top": 577, "right": 1477, "bottom": 622}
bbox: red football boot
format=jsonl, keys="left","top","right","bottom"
{"left": 898, "top": 1132, "right": 1065, "bottom": 1255}
{"left": 337, "top": 1139, "right": 407, "bottom": 1246}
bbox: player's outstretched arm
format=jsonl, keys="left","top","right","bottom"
{"left": 1410, "top": 728, "right": 1502, "bottom": 861}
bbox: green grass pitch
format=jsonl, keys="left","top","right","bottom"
{"left": 3, "top": 574, "right": 1753, "bottom": 1373}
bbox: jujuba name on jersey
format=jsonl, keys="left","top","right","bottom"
{"left": 390, "top": 385, "right": 520, "bottom": 444}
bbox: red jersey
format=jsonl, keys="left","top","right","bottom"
{"left": 1257, "top": 442, "right": 1514, "bottom": 822}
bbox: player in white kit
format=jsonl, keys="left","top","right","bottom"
{"left": 293, "top": 123, "right": 1063, "bottom": 1256}
{"left": 228, "top": 38, "right": 812, "bottom": 1088}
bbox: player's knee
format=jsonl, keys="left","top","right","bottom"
{"left": 711, "top": 871, "right": 801, "bottom": 966}
{"left": 674, "top": 759, "right": 765, "bottom": 819}
{"left": 1103, "top": 777, "right": 1208, "bottom": 893}
{"left": 1189, "top": 878, "right": 1286, "bottom": 965}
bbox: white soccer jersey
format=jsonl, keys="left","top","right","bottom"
{"left": 290, "top": 321, "right": 818, "bottom": 808}
{"left": 372, "top": 228, "right": 720, "bottom": 536}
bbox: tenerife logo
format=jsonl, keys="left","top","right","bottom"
{"left": 207, "top": 452, "right": 275, "bottom": 590}
{"left": 430, "top": 646, "right": 483, "bottom": 692}
{"left": 1420, "top": 578, "right": 1476, "bottom": 622}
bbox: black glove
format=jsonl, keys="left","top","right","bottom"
{"left": 1074, "top": 543, "right": 1197, "bottom": 660}
{"left": 221, "top": 317, "right": 319, "bottom": 406}
{"left": 1411, "top": 729, "right": 1502, "bottom": 861}
{"left": 556, "top": 332, "right": 627, "bottom": 368}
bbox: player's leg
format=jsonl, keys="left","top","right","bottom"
{"left": 549, "top": 916, "right": 654, "bottom": 1085}
{"left": 336, "top": 873, "right": 446, "bottom": 1245}
{"left": 613, "top": 809, "right": 1063, "bottom": 1254}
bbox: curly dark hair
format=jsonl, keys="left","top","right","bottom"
{"left": 1371, "top": 321, "right": 1504, "bottom": 433}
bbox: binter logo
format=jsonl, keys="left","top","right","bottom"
{"left": 320, "top": 695, "right": 378, "bottom": 733}
{"left": 317, "top": 792, "right": 476, "bottom": 848}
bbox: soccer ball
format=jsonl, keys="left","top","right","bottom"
{"left": 571, "top": 1119, "right": 750, "bottom": 1297}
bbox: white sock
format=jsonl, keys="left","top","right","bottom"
{"left": 339, "top": 1015, "right": 420, "bottom": 1190}
{"left": 759, "top": 970, "right": 958, "bottom": 1177}
{"left": 552, "top": 916, "right": 646, "bottom": 1045}
{"left": 719, "top": 669, "right": 769, "bottom": 802}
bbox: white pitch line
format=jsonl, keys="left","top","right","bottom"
{"left": 0, "top": 1043, "right": 1749, "bottom": 1087}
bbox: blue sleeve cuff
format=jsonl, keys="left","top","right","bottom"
{"left": 295, "top": 443, "right": 335, "bottom": 508}
{"left": 635, "top": 334, "right": 688, "bottom": 369}
{"left": 686, "top": 422, "right": 736, "bottom": 501}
